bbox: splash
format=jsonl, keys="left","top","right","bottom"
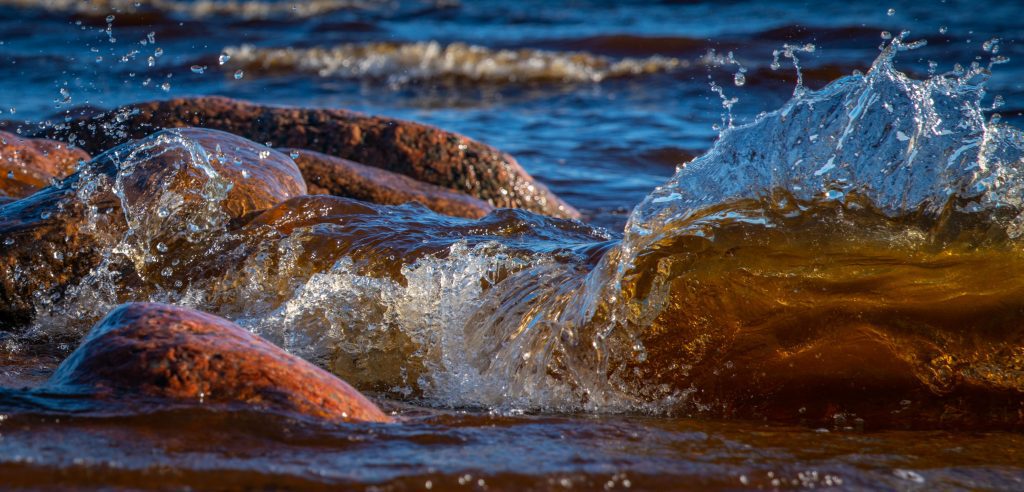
{"left": 222, "top": 41, "right": 688, "bottom": 84}
{"left": 7, "top": 38, "right": 1024, "bottom": 422}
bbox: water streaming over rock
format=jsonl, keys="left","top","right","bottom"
{"left": 6, "top": 38, "right": 1023, "bottom": 425}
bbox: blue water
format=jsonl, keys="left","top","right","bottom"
{"left": 2, "top": 0, "right": 1022, "bottom": 229}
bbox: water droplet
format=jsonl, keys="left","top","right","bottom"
{"left": 160, "top": 82, "right": 171, "bottom": 91}
{"left": 105, "top": 15, "right": 115, "bottom": 23}
{"left": 733, "top": 72, "right": 745, "bottom": 86}
{"left": 289, "top": 150, "right": 300, "bottom": 159}
{"left": 40, "top": 211, "right": 52, "bottom": 220}
{"left": 5, "top": 171, "right": 13, "bottom": 179}
{"left": 147, "top": 32, "right": 155, "bottom": 44}
{"left": 887, "top": 8, "right": 895, "bottom": 16}
{"left": 2, "top": 238, "right": 13, "bottom": 246}
{"left": 53, "top": 251, "right": 63, "bottom": 261}
{"left": 147, "top": 56, "right": 155, "bottom": 67}
{"left": 161, "top": 267, "right": 173, "bottom": 277}
{"left": 880, "top": 31, "right": 892, "bottom": 40}
{"left": 156, "top": 242, "right": 168, "bottom": 253}
{"left": 939, "top": 26, "right": 948, "bottom": 34}
{"left": 258, "top": 150, "right": 270, "bottom": 159}
{"left": 153, "top": 47, "right": 163, "bottom": 58}
{"left": 241, "top": 169, "right": 251, "bottom": 179}
{"left": 157, "top": 206, "right": 170, "bottom": 218}
{"left": 190, "top": 65, "right": 206, "bottom": 74}
{"left": 218, "top": 53, "right": 230, "bottom": 65}
{"left": 233, "top": 69, "right": 244, "bottom": 80}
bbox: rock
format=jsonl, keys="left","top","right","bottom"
{"left": 38, "top": 97, "right": 579, "bottom": 218}
{"left": 0, "top": 128, "right": 305, "bottom": 328}
{"left": 0, "top": 131, "right": 90, "bottom": 198}
{"left": 291, "top": 149, "right": 494, "bottom": 219}
{"left": 45, "top": 302, "right": 392, "bottom": 423}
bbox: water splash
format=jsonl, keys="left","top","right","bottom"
{"left": 8, "top": 38, "right": 1024, "bottom": 418}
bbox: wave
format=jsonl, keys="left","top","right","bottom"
{"left": 6, "top": 37, "right": 1024, "bottom": 425}
{"left": 0, "top": 0, "right": 392, "bottom": 20}
{"left": 222, "top": 41, "right": 689, "bottom": 84}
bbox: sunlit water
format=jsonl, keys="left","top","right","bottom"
{"left": 2, "top": 0, "right": 1024, "bottom": 489}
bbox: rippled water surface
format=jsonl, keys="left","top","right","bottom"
{"left": 2, "top": 0, "right": 1024, "bottom": 489}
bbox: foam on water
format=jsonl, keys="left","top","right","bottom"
{"left": 223, "top": 41, "right": 689, "bottom": 84}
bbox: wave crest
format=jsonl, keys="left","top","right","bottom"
{"left": 223, "top": 41, "right": 689, "bottom": 84}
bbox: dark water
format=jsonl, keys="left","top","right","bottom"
{"left": 3, "top": 0, "right": 1024, "bottom": 489}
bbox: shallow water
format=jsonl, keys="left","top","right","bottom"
{"left": 2, "top": 0, "right": 1024, "bottom": 489}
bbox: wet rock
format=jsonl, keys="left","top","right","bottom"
{"left": 46, "top": 302, "right": 392, "bottom": 423}
{"left": 40, "top": 96, "right": 579, "bottom": 218}
{"left": 0, "top": 131, "right": 89, "bottom": 198}
{"left": 0, "top": 128, "right": 305, "bottom": 328}
{"left": 292, "top": 149, "right": 494, "bottom": 219}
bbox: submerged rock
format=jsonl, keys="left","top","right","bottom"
{"left": 39, "top": 96, "right": 579, "bottom": 218}
{"left": 292, "top": 149, "right": 494, "bottom": 219}
{"left": 0, "top": 128, "right": 305, "bottom": 328}
{"left": 45, "top": 302, "right": 391, "bottom": 423}
{"left": 0, "top": 131, "right": 89, "bottom": 198}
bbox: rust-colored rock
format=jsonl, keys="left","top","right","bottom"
{"left": 0, "top": 128, "right": 305, "bottom": 328}
{"left": 46, "top": 302, "right": 392, "bottom": 423}
{"left": 0, "top": 131, "right": 90, "bottom": 198}
{"left": 40, "top": 96, "right": 579, "bottom": 218}
{"left": 292, "top": 149, "right": 494, "bottom": 219}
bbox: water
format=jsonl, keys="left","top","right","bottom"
{"left": 2, "top": 0, "right": 1024, "bottom": 489}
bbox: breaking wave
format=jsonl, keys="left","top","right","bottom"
{"left": 222, "top": 41, "right": 689, "bottom": 84}
{"left": 6, "top": 37, "right": 1024, "bottom": 417}
{"left": 0, "top": 0, "right": 395, "bottom": 20}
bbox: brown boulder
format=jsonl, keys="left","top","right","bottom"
{"left": 45, "top": 302, "right": 392, "bottom": 423}
{"left": 0, "top": 131, "right": 90, "bottom": 198}
{"left": 291, "top": 149, "right": 494, "bottom": 219}
{"left": 39, "top": 96, "right": 579, "bottom": 218}
{"left": 0, "top": 128, "right": 305, "bottom": 328}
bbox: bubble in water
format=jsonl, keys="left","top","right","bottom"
{"left": 147, "top": 32, "right": 155, "bottom": 44}
{"left": 2, "top": 238, "right": 13, "bottom": 246}
{"left": 154, "top": 47, "right": 163, "bottom": 58}
{"left": 233, "top": 70, "right": 244, "bottom": 80}
{"left": 105, "top": 15, "right": 115, "bottom": 23}
{"left": 733, "top": 72, "right": 745, "bottom": 86}
{"left": 241, "top": 169, "right": 251, "bottom": 179}
{"left": 218, "top": 53, "right": 230, "bottom": 65}
{"left": 147, "top": 56, "right": 155, "bottom": 67}
{"left": 887, "top": 8, "right": 895, "bottom": 16}
{"left": 289, "top": 150, "right": 300, "bottom": 159}
{"left": 258, "top": 150, "right": 270, "bottom": 159}
{"left": 156, "top": 242, "right": 168, "bottom": 253}
{"left": 161, "top": 267, "right": 173, "bottom": 277}
{"left": 5, "top": 171, "right": 12, "bottom": 179}
{"left": 881, "top": 31, "right": 892, "bottom": 40}
{"left": 157, "top": 206, "right": 170, "bottom": 218}
{"left": 939, "top": 26, "right": 948, "bottom": 34}
{"left": 190, "top": 65, "right": 206, "bottom": 74}
{"left": 160, "top": 82, "right": 171, "bottom": 91}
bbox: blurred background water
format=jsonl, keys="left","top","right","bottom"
{"left": 2, "top": 0, "right": 1021, "bottom": 230}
